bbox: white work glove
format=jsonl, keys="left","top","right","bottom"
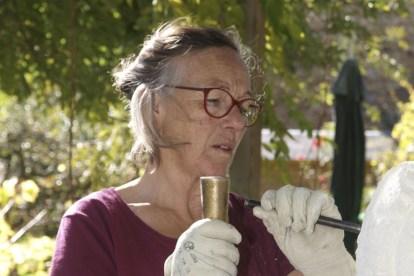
{"left": 253, "top": 185, "right": 355, "bottom": 276}
{"left": 164, "top": 218, "right": 241, "bottom": 276}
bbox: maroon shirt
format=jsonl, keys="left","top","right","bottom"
{"left": 50, "top": 188, "right": 294, "bottom": 275}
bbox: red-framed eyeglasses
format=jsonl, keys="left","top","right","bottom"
{"left": 170, "top": 85, "right": 263, "bottom": 127}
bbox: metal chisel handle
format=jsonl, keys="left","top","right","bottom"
{"left": 244, "top": 198, "right": 361, "bottom": 234}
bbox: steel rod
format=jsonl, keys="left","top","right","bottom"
{"left": 244, "top": 198, "right": 361, "bottom": 234}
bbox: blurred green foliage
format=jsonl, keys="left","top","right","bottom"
{"left": 0, "top": 0, "right": 413, "bottom": 274}
{"left": 0, "top": 175, "right": 53, "bottom": 275}
{"left": 373, "top": 80, "right": 414, "bottom": 175}
{"left": 0, "top": 91, "right": 137, "bottom": 274}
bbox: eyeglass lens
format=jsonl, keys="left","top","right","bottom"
{"left": 205, "top": 89, "right": 261, "bottom": 126}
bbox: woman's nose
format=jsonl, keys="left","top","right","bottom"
{"left": 220, "top": 105, "right": 246, "bottom": 131}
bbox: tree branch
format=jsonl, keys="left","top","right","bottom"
{"left": 0, "top": 209, "right": 47, "bottom": 250}
{"left": 0, "top": 199, "right": 15, "bottom": 220}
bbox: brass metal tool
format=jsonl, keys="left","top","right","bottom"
{"left": 245, "top": 198, "right": 361, "bottom": 234}
{"left": 200, "top": 176, "right": 230, "bottom": 222}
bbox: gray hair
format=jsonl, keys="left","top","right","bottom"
{"left": 113, "top": 18, "right": 256, "bottom": 167}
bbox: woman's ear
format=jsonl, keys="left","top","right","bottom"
{"left": 152, "top": 92, "right": 166, "bottom": 129}
{"left": 153, "top": 92, "right": 162, "bottom": 114}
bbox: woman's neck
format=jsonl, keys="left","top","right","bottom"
{"left": 117, "top": 162, "right": 204, "bottom": 223}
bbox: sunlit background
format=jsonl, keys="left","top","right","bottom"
{"left": 1, "top": 0, "right": 414, "bottom": 274}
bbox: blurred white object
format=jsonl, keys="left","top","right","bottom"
{"left": 356, "top": 161, "right": 414, "bottom": 275}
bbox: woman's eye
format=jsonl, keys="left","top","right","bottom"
{"left": 239, "top": 107, "right": 247, "bottom": 114}
{"left": 241, "top": 103, "right": 258, "bottom": 113}
{"left": 206, "top": 99, "right": 220, "bottom": 105}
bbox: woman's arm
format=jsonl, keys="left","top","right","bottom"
{"left": 50, "top": 214, "right": 116, "bottom": 276}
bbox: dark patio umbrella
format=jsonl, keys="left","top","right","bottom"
{"left": 330, "top": 59, "right": 367, "bottom": 258}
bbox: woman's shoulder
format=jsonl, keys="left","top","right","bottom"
{"left": 64, "top": 187, "right": 122, "bottom": 219}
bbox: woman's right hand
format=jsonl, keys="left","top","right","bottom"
{"left": 164, "top": 218, "right": 242, "bottom": 276}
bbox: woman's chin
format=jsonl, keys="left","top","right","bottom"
{"left": 201, "top": 165, "right": 229, "bottom": 178}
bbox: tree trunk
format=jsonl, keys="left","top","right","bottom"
{"left": 230, "top": 0, "right": 265, "bottom": 200}
{"left": 68, "top": 0, "right": 77, "bottom": 201}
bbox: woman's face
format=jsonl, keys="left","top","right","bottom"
{"left": 155, "top": 47, "right": 251, "bottom": 177}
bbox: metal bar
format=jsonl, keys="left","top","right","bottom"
{"left": 200, "top": 177, "right": 230, "bottom": 222}
{"left": 245, "top": 198, "right": 361, "bottom": 234}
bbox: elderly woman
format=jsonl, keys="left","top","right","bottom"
{"left": 50, "top": 19, "right": 355, "bottom": 276}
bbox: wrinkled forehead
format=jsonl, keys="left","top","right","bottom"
{"left": 175, "top": 47, "right": 252, "bottom": 95}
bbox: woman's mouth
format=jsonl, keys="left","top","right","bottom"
{"left": 213, "top": 144, "right": 232, "bottom": 152}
